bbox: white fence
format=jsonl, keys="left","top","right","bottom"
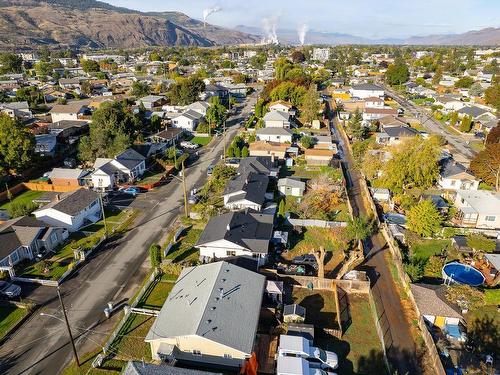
{"left": 286, "top": 217, "right": 347, "bottom": 228}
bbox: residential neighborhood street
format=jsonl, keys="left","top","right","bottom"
{"left": 382, "top": 84, "right": 477, "bottom": 162}
{"left": 0, "top": 93, "right": 258, "bottom": 375}
{"left": 330, "top": 113, "right": 420, "bottom": 375}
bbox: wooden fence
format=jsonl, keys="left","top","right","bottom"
{"left": 23, "top": 182, "right": 79, "bottom": 192}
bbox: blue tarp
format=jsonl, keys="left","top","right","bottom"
{"left": 444, "top": 324, "right": 462, "bottom": 339}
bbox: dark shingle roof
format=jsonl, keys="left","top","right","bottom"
{"left": 440, "top": 158, "right": 474, "bottom": 179}
{"left": 0, "top": 216, "right": 50, "bottom": 259}
{"left": 35, "top": 188, "right": 99, "bottom": 216}
{"left": 224, "top": 172, "right": 269, "bottom": 206}
{"left": 352, "top": 83, "right": 383, "bottom": 91}
{"left": 115, "top": 148, "right": 146, "bottom": 170}
{"left": 383, "top": 125, "right": 420, "bottom": 138}
{"left": 457, "top": 106, "right": 488, "bottom": 119}
{"left": 123, "top": 361, "right": 221, "bottom": 375}
{"left": 196, "top": 209, "right": 274, "bottom": 254}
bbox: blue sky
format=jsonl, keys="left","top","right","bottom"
{"left": 106, "top": 0, "right": 500, "bottom": 39}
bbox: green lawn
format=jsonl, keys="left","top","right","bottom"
{"left": 317, "top": 295, "right": 385, "bottom": 375}
{"left": 136, "top": 279, "right": 175, "bottom": 309}
{"left": 0, "top": 190, "right": 45, "bottom": 210}
{"left": 191, "top": 136, "right": 212, "bottom": 146}
{"left": 165, "top": 227, "right": 201, "bottom": 263}
{"left": 410, "top": 239, "right": 450, "bottom": 261}
{"left": 0, "top": 305, "right": 29, "bottom": 340}
{"left": 107, "top": 313, "right": 154, "bottom": 363}
{"left": 484, "top": 289, "right": 500, "bottom": 305}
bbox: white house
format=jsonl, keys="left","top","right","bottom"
{"left": 0, "top": 101, "right": 32, "bottom": 120}
{"left": 34, "top": 189, "right": 102, "bottom": 232}
{"left": 438, "top": 159, "right": 479, "bottom": 191}
{"left": 91, "top": 148, "right": 146, "bottom": 190}
{"left": 171, "top": 109, "right": 204, "bottom": 132}
{"left": 364, "top": 97, "right": 385, "bottom": 109}
{"left": 49, "top": 102, "right": 89, "bottom": 123}
{"left": 269, "top": 101, "right": 294, "bottom": 114}
{"left": 196, "top": 209, "right": 274, "bottom": 266}
{"left": 453, "top": 190, "right": 500, "bottom": 229}
{"left": 263, "top": 110, "right": 291, "bottom": 128}
{"left": 145, "top": 261, "right": 265, "bottom": 368}
{"left": 186, "top": 101, "right": 210, "bottom": 116}
{"left": 256, "top": 127, "right": 293, "bottom": 144}
{"left": 363, "top": 107, "right": 398, "bottom": 122}
{"left": 350, "top": 83, "right": 384, "bottom": 99}
{"left": 434, "top": 96, "right": 465, "bottom": 112}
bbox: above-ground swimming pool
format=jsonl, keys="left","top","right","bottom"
{"left": 442, "top": 262, "right": 485, "bottom": 286}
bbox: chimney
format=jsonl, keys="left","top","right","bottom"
{"left": 271, "top": 153, "right": 275, "bottom": 164}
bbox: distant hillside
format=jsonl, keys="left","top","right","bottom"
{"left": 0, "top": 0, "right": 259, "bottom": 49}
{"left": 236, "top": 24, "right": 500, "bottom": 46}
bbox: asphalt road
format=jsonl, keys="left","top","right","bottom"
{"left": 382, "top": 84, "right": 477, "bottom": 162}
{"left": 0, "top": 92, "right": 259, "bottom": 375}
{"left": 330, "top": 112, "right": 420, "bottom": 374}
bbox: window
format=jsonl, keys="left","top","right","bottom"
{"left": 223, "top": 354, "right": 232, "bottom": 359}
{"left": 450, "top": 180, "right": 456, "bottom": 186}
{"left": 226, "top": 251, "right": 236, "bottom": 257}
{"left": 192, "top": 350, "right": 202, "bottom": 356}
{"left": 50, "top": 232, "right": 58, "bottom": 244}
{"left": 485, "top": 216, "right": 496, "bottom": 222}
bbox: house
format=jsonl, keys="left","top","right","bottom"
{"left": 263, "top": 110, "right": 291, "bottom": 128}
{"left": 483, "top": 254, "right": 500, "bottom": 284}
{"left": 457, "top": 105, "right": 490, "bottom": 120}
{"left": 136, "top": 95, "right": 167, "bottom": 110}
{"left": 49, "top": 102, "right": 89, "bottom": 122}
{"left": 92, "top": 148, "right": 146, "bottom": 190}
{"left": 34, "top": 134, "right": 57, "bottom": 157}
{"left": 49, "top": 168, "right": 90, "bottom": 187}
{"left": 123, "top": 361, "right": 221, "bottom": 375}
{"left": 434, "top": 96, "right": 465, "bottom": 112}
{"left": 438, "top": 158, "right": 479, "bottom": 191}
{"left": 0, "top": 216, "right": 69, "bottom": 267}
{"left": 269, "top": 100, "right": 294, "bottom": 115}
{"left": 48, "top": 120, "right": 89, "bottom": 139}
{"left": 312, "top": 135, "right": 336, "bottom": 150}
{"left": 364, "top": 97, "right": 385, "bottom": 109}
{"left": 278, "top": 178, "right": 306, "bottom": 198}
{"left": 0, "top": 101, "right": 32, "bottom": 120}
{"left": 150, "top": 127, "right": 184, "bottom": 146}
{"left": 266, "top": 280, "right": 284, "bottom": 303}
{"left": 349, "top": 83, "right": 384, "bottom": 99}
{"left": 283, "top": 304, "right": 306, "bottom": 323}
{"left": 172, "top": 110, "right": 204, "bottom": 132}
{"left": 33, "top": 188, "right": 101, "bottom": 232}
{"left": 59, "top": 77, "right": 82, "bottom": 90}
{"left": 201, "top": 84, "right": 229, "bottom": 103}
{"left": 411, "top": 283, "right": 465, "bottom": 341}
{"left": 375, "top": 125, "right": 420, "bottom": 145}
{"left": 145, "top": 261, "right": 265, "bottom": 368}
{"left": 312, "top": 48, "right": 330, "bottom": 62}
{"left": 237, "top": 156, "right": 279, "bottom": 178}
{"left": 223, "top": 171, "right": 269, "bottom": 211}
{"left": 363, "top": 107, "right": 398, "bottom": 122}
{"left": 249, "top": 141, "right": 288, "bottom": 160}
{"left": 304, "top": 149, "right": 335, "bottom": 166}
{"left": 453, "top": 190, "right": 500, "bottom": 229}
{"left": 186, "top": 101, "right": 210, "bottom": 116}
{"left": 256, "top": 127, "right": 293, "bottom": 143}
{"left": 196, "top": 209, "right": 274, "bottom": 265}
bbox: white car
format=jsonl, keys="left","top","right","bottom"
{"left": 180, "top": 141, "right": 199, "bottom": 150}
{"left": 278, "top": 335, "right": 338, "bottom": 370}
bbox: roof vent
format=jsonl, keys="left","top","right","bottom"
{"left": 206, "top": 319, "right": 212, "bottom": 324}
{"left": 211, "top": 306, "right": 216, "bottom": 310}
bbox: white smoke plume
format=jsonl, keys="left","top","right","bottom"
{"left": 262, "top": 17, "right": 279, "bottom": 45}
{"left": 298, "top": 23, "right": 309, "bottom": 45}
{"left": 203, "top": 6, "right": 222, "bottom": 26}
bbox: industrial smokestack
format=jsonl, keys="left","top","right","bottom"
{"left": 297, "top": 23, "right": 309, "bottom": 46}
{"left": 203, "top": 6, "right": 222, "bottom": 27}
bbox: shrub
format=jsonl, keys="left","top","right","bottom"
{"left": 35, "top": 260, "right": 50, "bottom": 274}
{"left": 404, "top": 259, "right": 425, "bottom": 282}
{"left": 8, "top": 201, "right": 38, "bottom": 218}
{"left": 149, "top": 244, "right": 161, "bottom": 268}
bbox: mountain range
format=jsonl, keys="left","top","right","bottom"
{"left": 236, "top": 25, "right": 500, "bottom": 46}
{"left": 0, "top": 0, "right": 498, "bottom": 50}
{"left": 0, "top": 0, "right": 259, "bottom": 49}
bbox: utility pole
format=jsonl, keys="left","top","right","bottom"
{"left": 181, "top": 161, "right": 188, "bottom": 218}
{"left": 57, "top": 287, "right": 80, "bottom": 367}
{"left": 98, "top": 192, "right": 108, "bottom": 239}
{"left": 223, "top": 120, "right": 227, "bottom": 162}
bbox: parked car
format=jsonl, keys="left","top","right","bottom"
{"left": 292, "top": 254, "right": 319, "bottom": 270}
{"left": 279, "top": 335, "right": 338, "bottom": 370}
{"left": 180, "top": 141, "right": 199, "bottom": 150}
{"left": 207, "top": 164, "right": 216, "bottom": 176}
{"left": 63, "top": 158, "right": 76, "bottom": 168}
{"left": 119, "top": 186, "right": 141, "bottom": 196}
{"left": 0, "top": 281, "right": 21, "bottom": 298}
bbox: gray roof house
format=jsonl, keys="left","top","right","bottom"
{"left": 457, "top": 106, "right": 489, "bottom": 120}
{"left": 237, "top": 156, "right": 278, "bottom": 177}
{"left": 438, "top": 158, "right": 479, "bottom": 191}
{"left": 172, "top": 109, "right": 204, "bottom": 132}
{"left": 375, "top": 125, "right": 420, "bottom": 145}
{"left": 256, "top": 127, "right": 293, "bottom": 144}
{"left": 33, "top": 188, "right": 102, "bottom": 232}
{"left": 223, "top": 172, "right": 269, "bottom": 211}
{"left": 196, "top": 209, "right": 274, "bottom": 265}
{"left": 0, "top": 216, "right": 68, "bottom": 267}
{"left": 278, "top": 178, "right": 306, "bottom": 198}
{"left": 145, "top": 261, "right": 265, "bottom": 368}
